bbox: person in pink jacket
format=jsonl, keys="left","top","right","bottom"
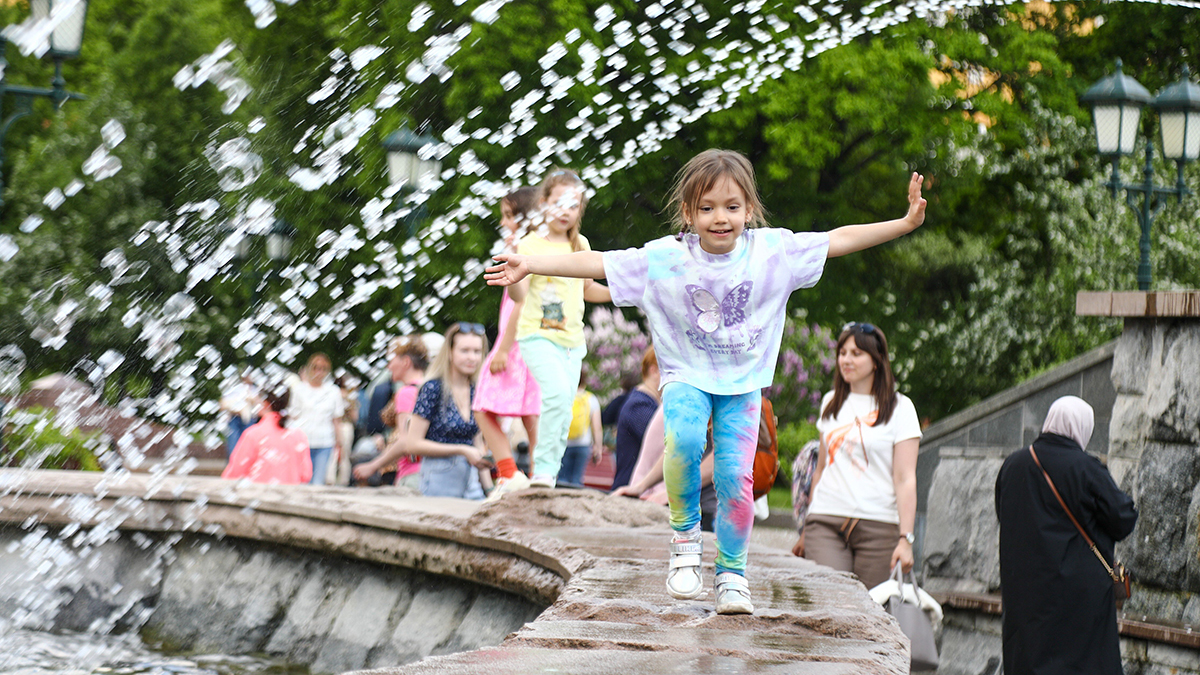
{"left": 222, "top": 385, "right": 312, "bottom": 484}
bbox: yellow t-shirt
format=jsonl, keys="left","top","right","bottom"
{"left": 516, "top": 233, "right": 589, "bottom": 348}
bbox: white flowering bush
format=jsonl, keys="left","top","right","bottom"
{"left": 582, "top": 307, "right": 651, "bottom": 404}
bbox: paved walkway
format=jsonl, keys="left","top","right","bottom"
{"left": 0, "top": 470, "right": 908, "bottom": 674}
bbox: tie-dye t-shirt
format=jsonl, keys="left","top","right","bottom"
{"left": 603, "top": 229, "right": 828, "bottom": 396}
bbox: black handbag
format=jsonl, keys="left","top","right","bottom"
{"left": 1029, "top": 445, "right": 1133, "bottom": 604}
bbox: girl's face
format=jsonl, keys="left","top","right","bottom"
{"left": 500, "top": 199, "right": 520, "bottom": 247}
{"left": 837, "top": 336, "right": 877, "bottom": 390}
{"left": 451, "top": 333, "right": 484, "bottom": 378}
{"left": 689, "top": 176, "right": 751, "bottom": 255}
{"left": 306, "top": 358, "right": 331, "bottom": 386}
{"left": 543, "top": 184, "right": 584, "bottom": 239}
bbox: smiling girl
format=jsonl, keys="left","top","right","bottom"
{"left": 795, "top": 322, "right": 921, "bottom": 592}
{"left": 486, "top": 149, "right": 926, "bottom": 614}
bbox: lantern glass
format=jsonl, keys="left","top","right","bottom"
{"left": 30, "top": 0, "right": 88, "bottom": 57}
{"left": 387, "top": 152, "right": 416, "bottom": 186}
{"left": 266, "top": 233, "right": 291, "bottom": 261}
{"left": 1159, "top": 108, "right": 1200, "bottom": 162}
{"left": 1092, "top": 104, "right": 1142, "bottom": 156}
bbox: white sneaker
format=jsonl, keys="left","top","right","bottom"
{"left": 528, "top": 474, "right": 557, "bottom": 488}
{"left": 715, "top": 572, "right": 754, "bottom": 615}
{"left": 666, "top": 530, "right": 704, "bottom": 600}
{"left": 485, "top": 471, "right": 531, "bottom": 502}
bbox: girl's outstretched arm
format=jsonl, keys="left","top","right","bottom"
{"left": 827, "top": 172, "right": 927, "bottom": 258}
{"left": 485, "top": 250, "right": 606, "bottom": 286}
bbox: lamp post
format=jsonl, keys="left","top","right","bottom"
{"left": 0, "top": 0, "right": 89, "bottom": 210}
{"left": 226, "top": 218, "right": 295, "bottom": 365}
{"left": 1081, "top": 59, "right": 1200, "bottom": 291}
{"left": 382, "top": 126, "right": 441, "bottom": 327}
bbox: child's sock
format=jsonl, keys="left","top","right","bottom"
{"left": 496, "top": 457, "right": 517, "bottom": 480}
{"left": 672, "top": 525, "right": 701, "bottom": 543}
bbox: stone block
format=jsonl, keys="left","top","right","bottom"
{"left": 312, "top": 575, "right": 406, "bottom": 673}
{"left": 438, "top": 590, "right": 542, "bottom": 656}
{"left": 1147, "top": 640, "right": 1200, "bottom": 670}
{"left": 1111, "top": 394, "right": 1152, "bottom": 454}
{"left": 967, "top": 408, "right": 1024, "bottom": 449}
{"left": 1122, "top": 587, "right": 1186, "bottom": 624}
{"left": 264, "top": 564, "right": 356, "bottom": 662}
{"left": 1127, "top": 441, "right": 1200, "bottom": 590}
{"left": 1112, "top": 321, "right": 1156, "bottom": 395}
{"left": 921, "top": 456, "right": 1004, "bottom": 591}
{"left": 380, "top": 581, "right": 473, "bottom": 664}
{"left": 1145, "top": 327, "right": 1200, "bottom": 444}
{"left": 933, "top": 625, "right": 1002, "bottom": 675}
{"left": 145, "top": 537, "right": 244, "bottom": 648}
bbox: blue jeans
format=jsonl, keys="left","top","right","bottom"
{"left": 226, "top": 416, "right": 258, "bottom": 457}
{"left": 419, "top": 455, "right": 485, "bottom": 500}
{"left": 557, "top": 444, "right": 590, "bottom": 486}
{"left": 309, "top": 446, "right": 332, "bottom": 485}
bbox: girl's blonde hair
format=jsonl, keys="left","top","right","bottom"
{"left": 424, "top": 323, "right": 490, "bottom": 408}
{"left": 539, "top": 168, "right": 589, "bottom": 252}
{"left": 666, "top": 149, "right": 768, "bottom": 235}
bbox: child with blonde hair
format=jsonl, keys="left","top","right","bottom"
{"left": 473, "top": 187, "right": 543, "bottom": 498}
{"left": 493, "top": 169, "right": 610, "bottom": 491}
{"left": 487, "top": 149, "right": 926, "bottom": 614}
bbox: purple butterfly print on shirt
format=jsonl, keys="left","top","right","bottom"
{"left": 686, "top": 281, "right": 753, "bottom": 333}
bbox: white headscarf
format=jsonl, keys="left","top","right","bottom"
{"left": 1041, "top": 396, "right": 1095, "bottom": 450}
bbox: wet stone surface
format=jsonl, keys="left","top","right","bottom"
{"left": 0, "top": 471, "right": 908, "bottom": 674}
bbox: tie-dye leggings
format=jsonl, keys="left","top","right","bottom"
{"left": 662, "top": 382, "right": 761, "bottom": 576}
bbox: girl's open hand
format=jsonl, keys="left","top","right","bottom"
{"left": 904, "top": 172, "right": 927, "bottom": 231}
{"left": 485, "top": 254, "right": 530, "bottom": 286}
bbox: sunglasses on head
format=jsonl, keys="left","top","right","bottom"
{"left": 456, "top": 322, "right": 486, "bottom": 335}
{"left": 842, "top": 322, "right": 877, "bottom": 335}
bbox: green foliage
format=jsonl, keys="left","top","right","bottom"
{"left": 767, "top": 317, "right": 836, "bottom": 427}
{"left": 582, "top": 308, "right": 651, "bottom": 403}
{"left": 777, "top": 421, "right": 819, "bottom": 481}
{"left": 2, "top": 407, "right": 103, "bottom": 471}
{"left": 0, "top": 0, "right": 1195, "bottom": 437}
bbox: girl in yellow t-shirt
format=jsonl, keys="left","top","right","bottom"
{"left": 508, "top": 168, "right": 610, "bottom": 487}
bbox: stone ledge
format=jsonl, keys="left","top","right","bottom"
{"left": 1077, "top": 291, "right": 1200, "bottom": 317}
{"left": 933, "top": 591, "right": 1200, "bottom": 649}
{"left": 0, "top": 470, "right": 910, "bottom": 674}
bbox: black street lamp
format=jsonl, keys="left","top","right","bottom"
{"left": 382, "top": 126, "right": 440, "bottom": 327}
{"left": 1081, "top": 59, "right": 1200, "bottom": 290}
{"left": 0, "top": 0, "right": 89, "bottom": 210}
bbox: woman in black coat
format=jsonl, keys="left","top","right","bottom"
{"left": 995, "top": 396, "right": 1138, "bottom": 675}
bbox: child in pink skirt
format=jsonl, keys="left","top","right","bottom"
{"left": 474, "top": 187, "right": 542, "bottom": 499}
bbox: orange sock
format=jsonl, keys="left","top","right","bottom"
{"left": 496, "top": 457, "right": 517, "bottom": 480}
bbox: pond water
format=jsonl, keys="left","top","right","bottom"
{"left": 0, "top": 629, "right": 306, "bottom": 675}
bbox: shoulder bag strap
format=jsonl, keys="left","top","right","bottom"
{"left": 1028, "top": 445, "right": 1119, "bottom": 582}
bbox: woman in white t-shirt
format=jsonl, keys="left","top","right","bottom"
{"left": 793, "top": 322, "right": 921, "bottom": 591}
{"left": 288, "top": 353, "right": 346, "bottom": 485}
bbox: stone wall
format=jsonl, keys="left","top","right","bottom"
{"left": 0, "top": 526, "right": 543, "bottom": 674}
{"left": 916, "top": 341, "right": 1117, "bottom": 591}
{"left": 1108, "top": 318, "right": 1200, "bottom": 624}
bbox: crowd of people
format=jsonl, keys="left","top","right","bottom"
{"left": 215, "top": 147, "right": 1137, "bottom": 669}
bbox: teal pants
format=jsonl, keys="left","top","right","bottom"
{"left": 518, "top": 336, "right": 586, "bottom": 478}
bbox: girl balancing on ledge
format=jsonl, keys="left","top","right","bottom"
{"left": 486, "top": 149, "right": 926, "bottom": 614}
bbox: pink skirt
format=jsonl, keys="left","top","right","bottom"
{"left": 473, "top": 341, "right": 541, "bottom": 416}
